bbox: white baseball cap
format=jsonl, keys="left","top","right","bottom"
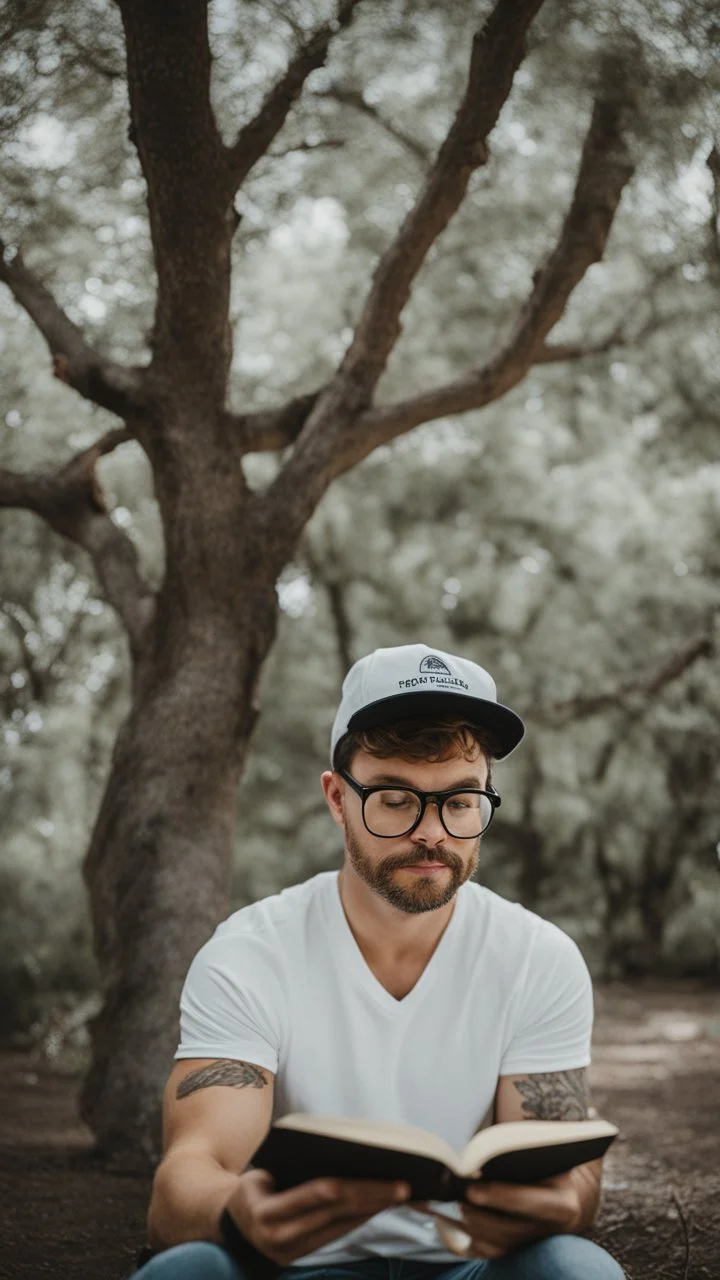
{"left": 330, "top": 643, "right": 525, "bottom": 762}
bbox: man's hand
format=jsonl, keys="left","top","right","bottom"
{"left": 426, "top": 1169, "right": 585, "bottom": 1260}
{"left": 225, "top": 1168, "right": 410, "bottom": 1265}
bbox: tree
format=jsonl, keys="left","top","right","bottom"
{"left": 0, "top": 0, "right": 659, "bottom": 1166}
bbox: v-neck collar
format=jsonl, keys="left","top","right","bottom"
{"left": 323, "top": 870, "right": 466, "bottom": 1016}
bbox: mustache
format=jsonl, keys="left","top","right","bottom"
{"left": 379, "top": 848, "right": 463, "bottom": 873}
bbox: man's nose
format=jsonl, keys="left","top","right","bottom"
{"left": 410, "top": 800, "right": 445, "bottom": 845}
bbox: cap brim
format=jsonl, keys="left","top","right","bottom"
{"left": 347, "top": 692, "right": 525, "bottom": 760}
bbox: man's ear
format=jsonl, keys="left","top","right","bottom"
{"left": 321, "top": 770, "right": 345, "bottom": 830}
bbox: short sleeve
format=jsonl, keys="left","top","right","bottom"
{"left": 175, "top": 932, "right": 286, "bottom": 1074}
{"left": 500, "top": 923, "right": 593, "bottom": 1076}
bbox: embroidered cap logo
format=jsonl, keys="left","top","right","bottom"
{"left": 419, "top": 655, "right": 452, "bottom": 676}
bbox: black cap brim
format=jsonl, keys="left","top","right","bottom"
{"left": 347, "top": 692, "right": 525, "bottom": 760}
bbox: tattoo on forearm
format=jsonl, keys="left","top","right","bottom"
{"left": 512, "top": 1068, "right": 590, "bottom": 1121}
{"left": 176, "top": 1060, "right": 268, "bottom": 1099}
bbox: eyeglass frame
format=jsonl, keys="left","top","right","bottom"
{"left": 336, "top": 768, "right": 501, "bottom": 840}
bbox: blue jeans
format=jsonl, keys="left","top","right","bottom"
{"left": 135, "top": 1239, "right": 625, "bottom": 1280}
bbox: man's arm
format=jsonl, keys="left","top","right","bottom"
{"left": 148, "top": 1057, "right": 411, "bottom": 1261}
{"left": 497, "top": 1067, "right": 592, "bottom": 1122}
{"left": 492, "top": 1067, "right": 603, "bottom": 1232}
{"left": 428, "top": 1067, "right": 603, "bottom": 1260}
{"left": 148, "top": 1057, "right": 275, "bottom": 1249}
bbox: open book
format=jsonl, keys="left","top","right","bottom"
{"left": 253, "top": 1113, "right": 618, "bottom": 1201}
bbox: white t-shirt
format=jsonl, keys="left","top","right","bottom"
{"left": 176, "top": 871, "right": 592, "bottom": 1263}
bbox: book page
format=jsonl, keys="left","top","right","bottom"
{"left": 275, "top": 1113, "right": 460, "bottom": 1170}
{"left": 457, "top": 1118, "right": 619, "bottom": 1177}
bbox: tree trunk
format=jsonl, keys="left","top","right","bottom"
{"left": 81, "top": 589, "right": 279, "bottom": 1165}
{"left": 80, "top": 401, "right": 281, "bottom": 1163}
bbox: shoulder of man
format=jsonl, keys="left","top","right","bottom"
{"left": 461, "top": 880, "right": 567, "bottom": 937}
{"left": 462, "top": 882, "right": 589, "bottom": 976}
{"left": 211, "top": 869, "right": 333, "bottom": 942}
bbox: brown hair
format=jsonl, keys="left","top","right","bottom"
{"left": 333, "top": 715, "right": 493, "bottom": 785}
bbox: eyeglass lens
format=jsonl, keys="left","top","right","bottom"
{"left": 363, "top": 789, "right": 492, "bottom": 838}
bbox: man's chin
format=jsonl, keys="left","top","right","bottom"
{"left": 343, "top": 826, "right": 477, "bottom": 911}
{"left": 377, "top": 866, "right": 460, "bottom": 913}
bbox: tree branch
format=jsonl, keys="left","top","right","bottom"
{"left": 224, "top": 303, "right": 636, "bottom": 455}
{"left": 226, "top": 0, "right": 364, "bottom": 191}
{"left": 258, "top": 0, "right": 550, "bottom": 563}
{"left": 539, "top": 628, "right": 714, "bottom": 725}
{"left": 537, "top": 294, "right": 719, "bottom": 365}
{"left": 222, "top": 391, "right": 321, "bottom": 452}
{"left": 1, "top": 587, "right": 93, "bottom": 704}
{"left": 335, "top": 0, "right": 547, "bottom": 400}
{"left": 347, "top": 91, "right": 634, "bottom": 456}
{"left": 0, "top": 241, "right": 146, "bottom": 418}
{"left": 268, "top": 136, "right": 346, "bottom": 160}
{"left": 0, "top": 429, "right": 154, "bottom": 656}
{"left": 707, "top": 144, "right": 720, "bottom": 264}
{"left": 533, "top": 326, "right": 626, "bottom": 364}
{"left": 118, "top": 0, "right": 237, "bottom": 389}
{"left": 302, "top": 539, "right": 354, "bottom": 678}
{"left": 316, "top": 85, "right": 431, "bottom": 164}
{"left": 0, "top": 604, "right": 47, "bottom": 702}
{"left": 232, "top": 281, "right": 662, "bottom": 459}
{"left": 57, "top": 27, "right": 124, "bottom": 81}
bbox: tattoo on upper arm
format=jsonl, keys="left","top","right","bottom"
{"left": 176, "top": 1060, "right": 269, "bottom": 1099}
{"left": 512, "top": 1068, "right": 590, "bottom": 1120}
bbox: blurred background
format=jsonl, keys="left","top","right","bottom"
{"left": 1, "top": 0, "right": 719, "bottom": 1055}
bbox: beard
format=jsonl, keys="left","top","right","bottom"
{"left": 344, "top": 820, "right": 480, "bottom": 914}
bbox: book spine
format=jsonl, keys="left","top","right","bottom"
{"left": 438, "top": 1170, "right": 470, "bottom": 1201}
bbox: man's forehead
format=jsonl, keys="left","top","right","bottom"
{"left": 351, "top": 745, "right": 489, "bottom": 786}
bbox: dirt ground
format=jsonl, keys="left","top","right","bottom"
{"left": 0, "top": 983, "right": 718, "bottom": 1280}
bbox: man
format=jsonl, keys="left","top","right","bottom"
{"left": 137, "top": 644, "right": 624, "bottom": 1280}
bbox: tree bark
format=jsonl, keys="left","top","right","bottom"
{"left": 80, "top": 495, "right": 280, "bottom": 1163}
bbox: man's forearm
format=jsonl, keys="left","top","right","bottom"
{"left": 148, "top": 1150, "right": 243, "bottom": 1249}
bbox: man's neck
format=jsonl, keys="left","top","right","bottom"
{"left": 337, "top": 863, "right": 457, "bottom": 969}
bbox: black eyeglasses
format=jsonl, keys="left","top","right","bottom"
{"left": 338, "top": 769, "right": 501, "bottom": 840}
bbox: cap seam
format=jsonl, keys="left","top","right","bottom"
{"left": 361, "top": 650, "right": 374, "bottom": 706}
